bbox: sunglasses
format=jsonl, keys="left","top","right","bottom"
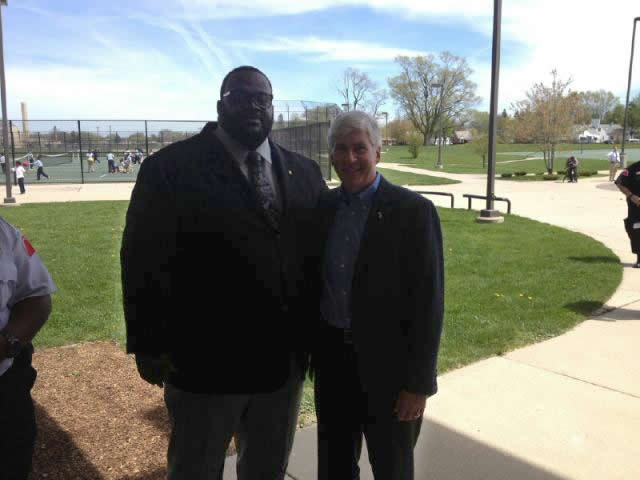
{"left": 222, "top": 88, "right": 273, "bottom": 108}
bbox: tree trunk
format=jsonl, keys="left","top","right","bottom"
{"left": 423, "top": 132, "right": 429, "bottom": 147}
{"left": 482, "top": 154, "right": 486, "bottom": 169}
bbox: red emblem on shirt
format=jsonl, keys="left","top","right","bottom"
{"left": 22, "top": 236, "right": 36, "bottom": 256}
{"left": 622, "top": 169, "right": 629, "bottom": 176}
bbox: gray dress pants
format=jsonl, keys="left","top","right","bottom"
{"left": 163, "top": 361, "right": 303, "bottom": 480}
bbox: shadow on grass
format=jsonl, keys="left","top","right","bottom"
{"left": 567, "top": 255, "right": 619, "bottom": 264}
{"left": 564, "top": 300, "right": 605, "bottom": 316}
{"left": 32, "top": 401, "right": 104, "bottom": 480}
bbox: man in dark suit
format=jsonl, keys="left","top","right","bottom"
{"left": 314, "top": 110, "right": 444, "bottom": 479}
{"left": 121, "top": 66, "right": 327, "bottom": 479}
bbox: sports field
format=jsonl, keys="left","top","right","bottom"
{"left": 3, "top": 153, "right": 140, "bottom": 184}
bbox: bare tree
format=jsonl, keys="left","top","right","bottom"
{"left": 388, "top": 52, "right": 480, "bottom": 146}
{"left": 578, "top": 89, "right": 619, "bottom": 121}
{"left": 335, "top": 68, "right": 387, "bottom": 114}
{"left": 512, "top": 70, "right": 582, "bottom": 173}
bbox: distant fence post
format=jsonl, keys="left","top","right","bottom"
{"left": 78, "top": 120, "right": 84, "bottom": 184}
{"left": 145, "top": 120, "right": 149, "bottom": 157}
{"left": 9, "top": 120, "right": 16, "bottom": 185}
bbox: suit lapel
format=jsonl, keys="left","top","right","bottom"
{"left": 353, "top": 175, "right": 394, "bottom": 282}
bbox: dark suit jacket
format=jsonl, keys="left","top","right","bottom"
{"left": 316, "top": 176, "right": 444, "bottom": 396}
{"left": 121, "top": 122, "right": 327, "bottom": 394}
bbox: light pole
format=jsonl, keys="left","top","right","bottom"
{"left": 0, "top": 0, "right": 14, "bottom": 205}
{"left": 379, "top": 111, "right": 388, "bottom": 145}
{"left": 431, "top": 83, "right": 444, "bottom": 169}
{"left": 478, "top": 0, "right": 504, "bottom": 223}
{"left": 621, "top": 17, "right": 640, "bottom": 169}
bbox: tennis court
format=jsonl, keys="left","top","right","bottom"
{"left": 3, "top": 152, "right": 141, "bottom": 185}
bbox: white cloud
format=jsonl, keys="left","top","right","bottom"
{"left": 230, "top": 36, "right": 430, "bottom": 62}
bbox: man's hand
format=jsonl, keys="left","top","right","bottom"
{"left": 631, "top": 195, "right": 640, "bottom": 207}
{"left": 393, "top": 390, "right": 427, "bottom": 422}
{"left": 135, "top": 353, "right": 175, "bottom": 387}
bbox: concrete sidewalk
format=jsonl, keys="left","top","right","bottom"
{"left": 5, "top": 170, "right": 640, "bottom": 479}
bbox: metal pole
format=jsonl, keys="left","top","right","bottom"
{"left": 78, "top": 120, "right": 84, "bottom": 184}
{"left": 145, "top": 120, "right": 149, "bottom": 157}
{"left": 478, "top": 0, "right": 504, "bottom": 223}
{"left": 436, "top": 95, "right": 444, "bottom": 168}
{"left": 9, "top": 119, "right": 15, "bottom": 185}
{"left": 0, "top": 5, "right": 14, "bottom": 203}
{"left": 621, "top": 17, "right": 639, "bottom": 169}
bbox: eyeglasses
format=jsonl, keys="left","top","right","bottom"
{"left": 222, "top": 88, "right": 273, "bottom": 109}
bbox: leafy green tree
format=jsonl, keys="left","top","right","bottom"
{"left": 388, "top": 52, "right": 480, "bottom": 147}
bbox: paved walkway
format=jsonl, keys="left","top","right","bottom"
{"left": 4, "top": 168, "right": 639, "bottom": 479}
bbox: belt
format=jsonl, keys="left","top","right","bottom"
{"left": 323, "top": 325, "right": 353, "bottom": 345}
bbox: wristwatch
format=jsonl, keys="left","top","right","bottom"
{"left": 0, "top": 329, "right": 23, "bottom": 358}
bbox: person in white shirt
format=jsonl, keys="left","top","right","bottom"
{"left": 0, "top": 154, "right": 5, "bottom": 174}
{"left": 0, "top": 218, "right": 56, "bottom": 478}
{"left": 13, "top": 161, "right": 26, "bottom": 194}
{"left": 86, "top": 152, "right": 95, "bottom": 173}
{"left": 34, "top": 155, "right": 49, "bottom": 181}
{"left": 107, "top": 151, "right": 115, "bottom": 174}
{"left": 608, "top": 146, "right": 620, "bottom": 182}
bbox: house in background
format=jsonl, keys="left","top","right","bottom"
{"left": 577, "top": 118, "right": 623, "bottom": 143}
{"left": 453, "top": 130, "right": 473, "bottom": 144}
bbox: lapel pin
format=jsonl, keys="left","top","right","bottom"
{"left": 288, "top": 169, "right": 293, "bottom": 175}
{"left": 377, "top": 211, "right": 383, "bottom": 220}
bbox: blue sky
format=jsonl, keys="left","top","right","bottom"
{"left": 2, "top": 0, "right": 639, "bottom": 121}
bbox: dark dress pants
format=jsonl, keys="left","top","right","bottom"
{"left": 0, "top": 345, "right": 37, "bottom": 480}
{"left": 37, "top": 167, "right": 48, "bottom": 180}
{"left": 18, "top": 178, "right": 25, "bottom": 194}
{"left": 314, "top": 327, "right": 422, "bottom": 480}
{"left": 163, "top": 355, "right": 304, "bottom": 480}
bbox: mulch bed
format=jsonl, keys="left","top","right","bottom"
{"left": 29, "top": 341, "right": 235, "bottom": 480}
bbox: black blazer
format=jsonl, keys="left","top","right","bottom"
{"left": 316, "top": 176, "right": 444, "bottom": 396}
{"left": 121, "top": 122, "right": 327, "bottom": 394}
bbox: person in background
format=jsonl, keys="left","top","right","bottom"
{"left": 86, "top": 152, "right": 95, "bottom": 173}
{"left": 106, "top": 151, "right": 115, "bottom": 174}
{"left": 0, "top": 217, "right": 56, "bottom": 479}
{"left": 608, "top": 146, "right": 620, "bottom": 182}
{"left": 615, "top": 158, "right": 640, "bottom": 268}
{"left": 34, "top": 155, "right": 49, "bottom": 181}
{"left": 14, "top": 161, "right": 26, "bottom": 194}
{"left": 566, "top": 156, "right": 578, "bottom": 183}
{"left": 0, "top": 153, "right": 6, "bottom": 174}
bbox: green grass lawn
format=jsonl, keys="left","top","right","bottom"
{"left": 0, "top": 202, "right": 621, "bottom": 424}
{"left": 329, "top": 166, "right": 459, "bottom": 186}
{"left": 376, "top": 166, "right": 459, "bottom": 185}
{"left": 382, "top": 143, "right": 638, "bottom": 175}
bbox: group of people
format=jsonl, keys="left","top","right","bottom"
{"left": 120, "top": 66, "right": 444, "bottom": 480}
{"left": 105, "top": 149, "right": 144, "bottom": 174}
{"left": 1, "top": 65, "right": 444, "bottom": 480}
{"left": 7, "top": 65, "right": 638, "bottom": 480}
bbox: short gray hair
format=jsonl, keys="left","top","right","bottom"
{"left": 328, "top": 110, "right": 381, "bottom": 153}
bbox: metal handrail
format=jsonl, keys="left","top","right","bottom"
{"left": 463, "top": 194, "right": 511, "bottom": 214}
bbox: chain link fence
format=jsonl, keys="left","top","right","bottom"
{"left": 0, "top": 102, "right": 340, "bottom": 185}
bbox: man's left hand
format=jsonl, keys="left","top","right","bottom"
{"left": 394, "top": 390, "right": 427, "bottom": 422}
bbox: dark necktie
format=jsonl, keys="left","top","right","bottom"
{"left": 246, "top": 151, "right": 280, "bottom": 229}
